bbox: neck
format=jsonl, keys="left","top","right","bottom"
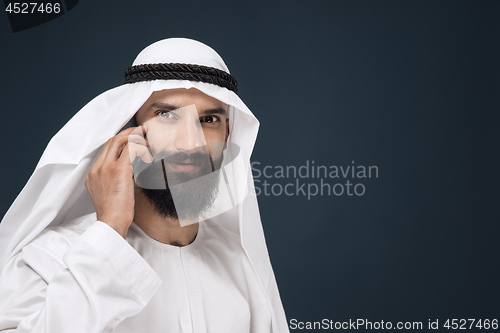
{"left": 133, "top": 186, "right": 199, "bottom": 246}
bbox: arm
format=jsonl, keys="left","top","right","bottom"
{"left": 0, "top": 221, "right": 162, "bottom": 333}
{"left": 0, "top": 126, "right": 156, "bottom": 332}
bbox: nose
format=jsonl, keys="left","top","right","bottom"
{"left": 173, "top": 118, "right": 206, "bottom": 152}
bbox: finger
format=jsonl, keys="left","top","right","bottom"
{"left": 128, "top": 133, "right": 150, "bottom": 147}
{"left": 118, "top": 126, "right": 142, "bottom": 137}
{"left": 119, "top": 124, "right": 148, "bottom": 139}
{"left": 103, "top": 125, "right": 146, "bottom": 164}
{"left": 118, "top": 142, "right": 152, "bottom": 170}
{"left": 128, "top": 124, "right": 151, "bottom": 147}
{"left": 94, "top": 127, "right": 139, "bottom": 168}
{"left": 103, "top": 135, "right": 134, "bottom": 164}
{"left": 110, "top": 125, "right": 153, "bottom": 162}
{"left": 125, "top": 125, "right": 152, "bottom": 158}
{"left": 126, "top": 142, "right": 154, "bottom": 164}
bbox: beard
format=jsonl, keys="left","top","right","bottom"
{"left": 134, "top": 146, "right": 224, "bottom": 221}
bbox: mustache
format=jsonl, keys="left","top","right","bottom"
{"left": 151, "top": 149, "right": 215, "bottom": 170}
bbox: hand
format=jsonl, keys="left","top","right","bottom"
{"left": 85, "top": 126, "right": 153, "bottom": 238}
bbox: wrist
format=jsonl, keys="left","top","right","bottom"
{"left": 98, "top": 215, "right": 132, "bottom": 239}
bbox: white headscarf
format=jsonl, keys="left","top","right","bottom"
{"left": 0, "top": 38, "right": 288, "bottom": 332}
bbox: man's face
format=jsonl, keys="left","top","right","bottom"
{"left": 135, "top": 88, "right": 229, "bottom": 164}
{"left": 133, "top": 88, "right": 229, "bottom": 221}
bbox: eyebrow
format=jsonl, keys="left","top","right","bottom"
{"left": 149, "top": 102, "right": 227, "bottom": 116}
{"left": 200, "top": 108, "right": 227, "bottom": 116}
{"left": 149, "top": 102, "right": 179, "bottom": 111}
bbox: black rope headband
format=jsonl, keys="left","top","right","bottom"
{"left": 124, "top": 63, "right": 238, "bottom": 94}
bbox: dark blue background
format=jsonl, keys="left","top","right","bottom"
{"left": 1, "top": 1, "right": 499, "bottom": 331}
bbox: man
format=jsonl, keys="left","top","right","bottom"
{"left": 0, "top": 38, "right": 289, "bottom": 332}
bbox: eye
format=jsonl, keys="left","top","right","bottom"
{"left": 156, "top": 110, "right": 180, "bottom": 122}
{"left": 158, "top": 111, "right": 174, "bottom": 119}
{"left": 200, "top": 115, "right": 220, "bottom": 124}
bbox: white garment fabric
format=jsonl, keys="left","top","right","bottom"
{"left": 0, "top": 38, "right": 288, "bottom": 332}
{"left": 0, "top": 213, "right": 271, "bottom": 332}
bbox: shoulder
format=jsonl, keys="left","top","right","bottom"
{"left": 198, "top": 221, "right": 271, "bottom": 310}
{"left": 199, "top": 220, "right": 243, "bottom": 252}
{"left": 20, "top": 213, "right": 98, "bottom": 281}
{"left": 28, "top": 212, "right": 97, "bottom": 256}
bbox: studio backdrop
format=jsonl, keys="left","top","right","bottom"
{"left": 1, "top": 1, "right": 499, "bottom": 331}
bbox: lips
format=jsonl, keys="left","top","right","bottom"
{"left": 167, "top": 159, "right": 200, "bottom": 172}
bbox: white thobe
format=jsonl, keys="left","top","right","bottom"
{"left": 0, "top": 213, "right": 272, "bottom": 333}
